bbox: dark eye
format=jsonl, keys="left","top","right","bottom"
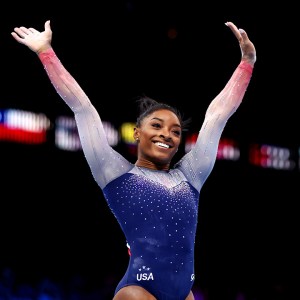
{"left": 152, "top": 123, "right": 161, "bottom": 128}
{"left": 173, "top": 130, "right": 181, "bottom": 136}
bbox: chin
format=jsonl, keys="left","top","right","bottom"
{"left": 153, "top": 155, "right": 173, "bottom": 165}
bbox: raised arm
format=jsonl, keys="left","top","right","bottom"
{"left": 176, "top": 21, "right": 256, "bottom": 192}
{"left": 11, "top": 20, "right": 95, "bottom": 114}
{"left": 11, "top": 20, "right": 133, "bottom": 189}
{"left": 205, "top": 21, "right": 256, "bottom": 122}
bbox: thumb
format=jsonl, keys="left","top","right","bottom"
{"left": 45, "top": 20, "right": 51, "bottom": 31}
{"left": 239, "top": 28, "right": 249, "bottom": 42}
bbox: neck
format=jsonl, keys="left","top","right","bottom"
{"left": 135, "top": 159, "right": 170, "bottom": 171}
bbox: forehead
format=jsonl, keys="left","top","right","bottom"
{"left": 145, "top": 109, "right": 180, "bottom": 123}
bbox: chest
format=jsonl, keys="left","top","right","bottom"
{"left": 103, "top": 173, "right": 199, "bottom": 223}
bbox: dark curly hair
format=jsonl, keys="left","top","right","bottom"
{"left": 135, "top": 95, "right": 191, "bottom": 131}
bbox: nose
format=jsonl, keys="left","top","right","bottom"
{"left": 159, "top": 133, "right": 171, "bottom": 141}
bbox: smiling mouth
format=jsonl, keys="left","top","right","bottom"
{"left": 155, "top": 142, "right": 170, "bottom": 149}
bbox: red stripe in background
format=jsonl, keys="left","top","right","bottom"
{"left": 0, "top": 125, "right": 47, "bottom": 144}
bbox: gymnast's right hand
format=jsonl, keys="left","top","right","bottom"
{"left": 11, "top": 20, "right": 52, "bottom": 54}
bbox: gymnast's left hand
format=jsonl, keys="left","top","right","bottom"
{"left": 225, "top": 21, "right": 256, "bottom": 66}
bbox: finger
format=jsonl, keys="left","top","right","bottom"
{"left": 225, "top": 22, "right": 242, "bottom": 42}
{"left": 13, "top": 27, "right": 28, "bottom": 38}
{"left": 11, "top": 32, "right": 25, "bottom": 43}
{"left": 225, "top": 21, "right": 239, "bottom": 33}
{"left": 19, "top": 27, "right": 33, "bottom": 35}
{"left": 29, "top": 28, "right": 40, "bottom": 34}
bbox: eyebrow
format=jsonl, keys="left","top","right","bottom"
{"left": 150, "top": 117, "right": 181, "bottom": 128}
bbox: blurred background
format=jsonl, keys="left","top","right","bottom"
{"left": 0, "top": 1, "right": 298, "bottom": 299}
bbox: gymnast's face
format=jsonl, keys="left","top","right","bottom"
{"left": 134, "top": 109, "right": 182, "bottom": 169}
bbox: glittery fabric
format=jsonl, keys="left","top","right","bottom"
{"left": 38, "top": 48, "right": 253, "bottom": 299}
{"left": 104, "top": 169, "right": 198, "bottom": 299}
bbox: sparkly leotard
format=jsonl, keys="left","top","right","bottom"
{"left": 38, "top": 48, "right": 253, "bottom": 300}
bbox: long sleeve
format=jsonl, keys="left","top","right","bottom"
{"left": 176, "top": 61, "right": 254, "bottom": 193}
{"left": 38, "top": 48, "right": 133, "bottom": 189}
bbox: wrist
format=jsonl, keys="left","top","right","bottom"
{"left": 36, "top": 44, "right": 52, "bottom": 55}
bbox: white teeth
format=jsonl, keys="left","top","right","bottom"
{"left": 155, "top": 142, "right": 169, "bottom": 148}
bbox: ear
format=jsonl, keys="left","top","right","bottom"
{"left": 133, "top": 127, "right": 140, "bottom": 141}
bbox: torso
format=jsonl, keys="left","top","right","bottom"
{"left": 103, "top": 167, "right": 199, "bottom": 299}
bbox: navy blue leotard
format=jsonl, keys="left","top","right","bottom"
{"left": 38, "top": 48, "right": 253, "bottom": 299}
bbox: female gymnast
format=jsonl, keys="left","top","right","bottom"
{"left": 11, "top": 20, "right": 256, "bottom": 300}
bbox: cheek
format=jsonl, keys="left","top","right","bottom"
{"left": 140, "top": 129, "right": 155, "bottom": 140}
{"left": 174, "top": 136, "right": 182, "bottom": 146}
{"left": 139, "top": 136, "right": 153, "bottom": 148}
